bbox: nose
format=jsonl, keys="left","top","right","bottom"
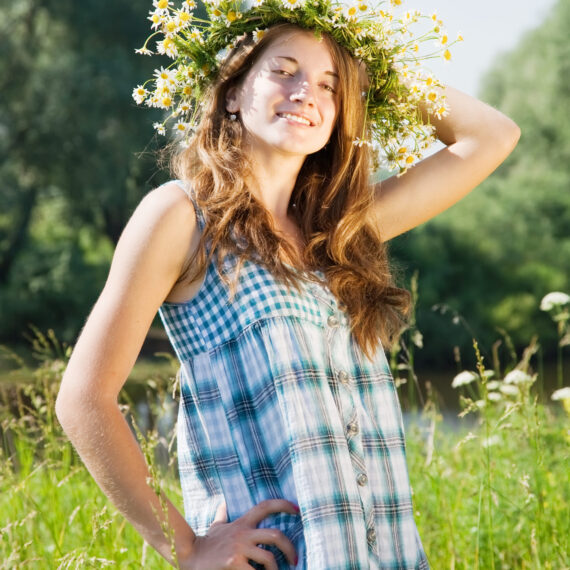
{"left": 289, "top": 80, "right": 316, "bottom": 105}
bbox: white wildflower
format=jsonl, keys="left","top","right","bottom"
{"left": 252, "top": 28, "right": 268, "bottom": 42}
{"left": 487, "top": 391, "right": 502, "bottom": 402}
{"left": 173, "top": 120, "right": 191, "bottom": 134}
{"left": 499, "top": 384, "right": 519, "bottom": 397}
{"left": 551, "top": 387, "right": 570, "bottom": 401}
{"left": 152, "top": 0, "right": 172, "bottom": 15}
{"left": 504, "top": 370, "right": 534, "bottom": 385}
{"left": 540, "top": 292, "right": 570, "bottom": 311}
{"left": 486, "top": 380, "right": 501, "bottom": 391}
{"left": 451, "top": 370, "right": 477, "bottom": 388}
{"left": 153, "top": 122, "right": 166, "bottom": 135}
{"left": 279, "top": 0, "right": 306, "bottom": 9}
{"left": 132, "top": 85, "right": 148, "bottom": 104}
{"left": 148, "top": 12, "right": 164, "bottom": 31}
{"left": 344, "top": 2, "right": 360, "bottom": 21}
{"left": 188, "top": 28, "right": 204, "bottom": 43}
{"left": 157, "top": 38, "right": 179, "bottom": 58}
{"left": 176, "top": 9, "right": 193, "bottom": 28}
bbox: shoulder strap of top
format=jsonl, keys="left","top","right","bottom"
{"left": 170, "top": 179, "right": 206, "bottom": 231}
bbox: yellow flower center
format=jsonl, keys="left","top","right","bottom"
{"left": 227, "top": 11, "right": 237, "bottom": 22}
{"left": 443, "top": 49, "right": 451, "bottom": 61}
{"left": 348, "top": 6, "right": 357, "bottom": 16}
{"left": 183, "top": 85, "right": 192, "bottom": 95}
{"left": 406, "top": 155, "right": 415, "bottom": 164}
{"left": 213, "top": 8, "right": 222, "bottom": 17}
{"left": 398, "top": 147, "right": 407, "bottom": 154}
{"left": 162, "top": 96, "right": 173, "bottom": 107}
{"left": 428, "top": 91, "right": 437, "bottom": 102}
{"left": 166, "top": 20, "right": 177, "bottom": 33}
{"left": 440, "top": 34, "right": 448, "bottom": 45}
{"left": 157, "top": 0, "right": 168, "bottom": 9}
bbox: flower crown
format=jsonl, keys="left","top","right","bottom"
{"left": 134, "top": 0, "right": 461, "bottom": 172}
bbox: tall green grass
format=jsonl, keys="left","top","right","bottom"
{"left": 1, "top": 326, "right": 569, "bottom": 569}
{"left": 0, "top": 332, "right": 180, "bottom": 569}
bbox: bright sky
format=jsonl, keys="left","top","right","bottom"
{"left": 420, "top": 0, "right": 557, "bottom": 96}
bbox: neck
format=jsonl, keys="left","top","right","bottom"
{"left": 246, "top": 147, "right": 306, "bottom": 223}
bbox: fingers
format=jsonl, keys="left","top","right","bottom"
{"left": 245, "top": 546, "right": 279, "bottom": 570}
{"left": 250, "top": 528, "right": 297, "bottom": 567}
{"left": 240, "top": 499, "right": 299, "bottom": 527}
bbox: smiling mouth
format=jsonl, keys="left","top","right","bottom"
{"left": 277, "top": 112, "right": 314, "bottom": 126}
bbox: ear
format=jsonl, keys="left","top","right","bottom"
{"left": 225, "top": 86, "right": 241, "bottom": 113}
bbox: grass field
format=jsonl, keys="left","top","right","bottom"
{"left": 1, "top": 330, "right": 569, "bottom": 569}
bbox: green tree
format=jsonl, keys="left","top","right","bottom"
{"left": 392, "top": 0, "right": 569, "bottom": 367}
{"left": 0, "top": 0, "right": 167, "bottom": 342}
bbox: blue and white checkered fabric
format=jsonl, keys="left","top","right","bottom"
{"left": 159, "top": 181, "right": 429, "bottom": 569}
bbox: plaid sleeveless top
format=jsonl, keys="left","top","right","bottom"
{"left": 159, "top": 181, "right": 429, "bottom": 569}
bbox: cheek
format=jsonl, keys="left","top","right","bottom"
{"left": 245, "top": 85, "right": 282, "bottom": 118}
{"left": 322, "top": 98, "right": 339, "bottom": 131}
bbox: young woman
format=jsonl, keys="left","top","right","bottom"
{"left": 56, "top": 10, "right": 520, "bottom": 570}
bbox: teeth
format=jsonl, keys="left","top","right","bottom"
{"left": 280, "top": 113, "right": 311, "bottom": 126}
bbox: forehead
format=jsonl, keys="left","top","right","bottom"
{"left": 257, "top": 30, "right": 336, "bottom": 72}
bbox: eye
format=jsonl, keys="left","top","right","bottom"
{"left": 321, "top": 83, "right": 337, "bottom": 94}
{"left": 273, "top": 69, "right": 294, "bottom": 77}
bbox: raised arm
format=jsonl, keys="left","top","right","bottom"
{"left": 370, "top": 86, "right": 521, "bottom": 241}
{"left": 55, "top": 182, "right": 199, "bottom": 565}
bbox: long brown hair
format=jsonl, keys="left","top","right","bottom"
{"left": 171, "top": 23, "right": 410, "bottom": 357}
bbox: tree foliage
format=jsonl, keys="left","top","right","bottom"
{"left": 0, "top": 0, "right": 167, "bottom": 342}
{"left": 392, "top": 0, "right": 569, "bottom": 366}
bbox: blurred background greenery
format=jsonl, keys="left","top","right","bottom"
{"left": 1, "top": 0, "right": 569, "bottom": 377}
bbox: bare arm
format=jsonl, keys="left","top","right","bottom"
{"left": 56, "top": 182, "right": 199, "bottom": 564}
{"left": 371, "top": 86, "right": 521, "bottom": 241}
{"left": 55, "top": 182, "right": 298, "bottom": 569}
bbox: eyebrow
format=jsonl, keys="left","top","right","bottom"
{"left": 275, "top": 55, "right": 339, "bottom": 79}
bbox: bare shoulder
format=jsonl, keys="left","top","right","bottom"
{"left": 137, "top": 180, "right": 197, "bottom": 231}
{"left": 117, "top": 181, "right": 199, "bottom": 266}
{"left": 100, "top": 180, "right": 202, "bottom": 307}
